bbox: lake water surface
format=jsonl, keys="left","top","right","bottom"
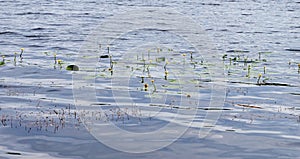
{"left": 0, "top": 0, "right": 300, "bottom": 158}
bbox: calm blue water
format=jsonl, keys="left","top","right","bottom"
{"left": 0, "top": 0, "right": 300, "bottom": 158}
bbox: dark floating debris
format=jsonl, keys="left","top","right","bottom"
{"left": 290, "top": 93, "right": 300, "bottom": 96}
{"left": 235, "top": 60, "right": 258, "bottom": 64}
{"left": 6, "top": 152, "right": 21, "bottom": 155}
{"left": 90, "top": 103, "right": 111, "bottom": 106}
{"left": 226, "top": 129, "right": 235, "bottom": 132}
{"left": 235, "top": 104, "right": 263, "bottom": 109}
{"left": 257, "top": 82, "right": 292, "bottom": 87}
{"left": 200, "top": 3, "right": 220, "bottom": 6}
{"left": 198, "top": 107, "right": 232, "bottom": 111}
{"left": 100, "top": 55, "right": 109, "bottom": 58}
{"left": 285, "top": 48, "right": 300, "bottom": 52}
{"left": 66, "top": 65, "right": 79, "bottom": 71}
{"left": 230, "top": 81, "right": 294, "bottom": 87}
{"left": 226, "top": 50, "right": 250, "bottom": 53}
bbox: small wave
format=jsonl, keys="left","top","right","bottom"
{"left": 226, "top": 49, "right": 249, "bottom": 53}
{"left": 0, "top": 31, "right": 21, "bottom": 36}
{"left": 14, "top": 12, "right": 56, "bottom": 16}
{"left": 26, "top": 44, "right": 45, "bottom": 48}
{"left": 24, "top": 35, "right": 46, "bottom": 38}
{"left": 142, "top": 28, "right": 169, "bottom": 32}
{"left": 200, "top": 3, "right": 221, "bottom": 6}
{"left": 50, "top": 46, "right": 71, "bottom": 51}
{"left": 30, "top": 27, "right": 46, "bottom": 31}
{"left": 285, "top": 48, "right": 300, "bottom": 52}
{"left": 22, "top": 33, "right": 50, "bottom": 38}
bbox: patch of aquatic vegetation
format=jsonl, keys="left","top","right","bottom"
{"left": 0, "top": 103, "right": 151, "bottom": 133}
{"left": 0, "top": 46, "right": 299, "bottom": 134}
{"left": 0, "top": 45, "right": 213, "bottom": 133}
{"left": 0, "top": 49, "right": 79, "bottom": 71}
{"left": 219, "top": 49, "right": 300, "bottom": 130}
{"left": 82, "top": 44, "right": 215, "bottom": 131}
{"left": 222, "top": 50, "right": 300, "bottom": 86}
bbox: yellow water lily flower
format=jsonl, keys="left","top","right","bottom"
{"left": 144, "top": 83, "right": 148, "bottom": 88}
{"left": 57, "top": 59, "right": 62, "bottom": 64}
{"left": 258, "top": 73, "right": 262, "bottom": 78}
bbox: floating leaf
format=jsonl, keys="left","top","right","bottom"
{"left": 0, "top": 61, "right": 4, "bottom": 66}
{"left": 155, "top": 57, "right": 165, "bottom": 63}
{"left": 66, "top": 65, "right": 79, "bottom": 71}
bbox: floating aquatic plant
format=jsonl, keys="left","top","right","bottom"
{"left": 151, "top": 79, "right": 156, "bottom": 92}
{"left": 107, "top": 45, "right": 110, "bottom": 54}
{"left": 66, "top": 65, "right": 79, "bottom": 71}
{"left": 157, "top": 47, "right": 162, "bottom": 53}
{"left": 19, "top": 48, "right": 24, "bottom": 60}
{"left": 190, "top": 52, "right": 193, "bottom": 60}
{"left": 164, "top": 60, "right": 168, "bottom": 71}
{"left": 246, "top": 65, "right": 251, "bottom": 77}
{"left": 13, "top": 52, "right": 17, "bottom": 65}
{"left": 54, "top": 53, "right": 57, "bottom": 64}
{"left": 257, "top": 73, "right": 262, "bottom": 84}
{"left": 57, "top": 59, "right": 62, "bottom": 65}
{"left": 141, "top": 76, "right": 144, "bottom": 83}
{"left": 222, "top": 54, "right": 227, "bottom": 61}
{"left": 57, "top": 59, "right": 63, "bottom": 69}
{"left": 164, "top": 71, "right": 168, "bottom": 80}
{"left": 0, "top": 56, "right": 5, "bottom": 66}
{"left": 144, "top": 83, "right": 148, "bottom": 91}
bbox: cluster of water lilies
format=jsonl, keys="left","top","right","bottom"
{"left": 0, "top": 48, "right": 79, "bottom": 71}
{"left": 96, "top": 45, "right": 201, "bottom": 95}
{"left": 0, "top": 48, "right": 23, "bottom": 66}
{"left": 0, "top": 46, "right": 299, "bottom": 134}
{"left": 222, "top": 50, "right": 300, "bottom": 85}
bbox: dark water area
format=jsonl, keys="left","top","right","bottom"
{"left": 0, "top": 0, "right": 300, "bottom": 158}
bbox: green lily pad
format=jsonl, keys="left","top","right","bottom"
{"left": 66, "top": 65, "right": 79, "bottom": 71}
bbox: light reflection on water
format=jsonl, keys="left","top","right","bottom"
{"left": 0, "top": 0, "right": 300, "bottom": 158}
